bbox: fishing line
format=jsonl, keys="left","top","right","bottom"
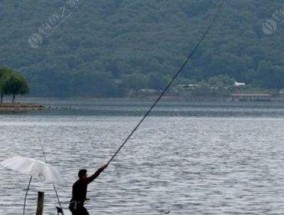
{"left": 107, "top": 1, "right": 224, "bottom": 165}
{"left": 38, "top": 138, "right": 64, "bottom": 214}
{"left": 22, "top": 176, "right": 32, "bottom": 215}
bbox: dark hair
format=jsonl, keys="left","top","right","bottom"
{"left": 78, "top": 169, "right": 87, "bottom": 178}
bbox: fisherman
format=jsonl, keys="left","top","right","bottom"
{"left": 69, "top": 164, "right": 108, "bottom": 215}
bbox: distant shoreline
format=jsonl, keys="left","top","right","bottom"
{"left": 0, "top": 103, "right": 44, "bottom": 112}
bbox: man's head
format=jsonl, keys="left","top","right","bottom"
{"left": 78, "top": 169, "right": 87, "bottom": 179}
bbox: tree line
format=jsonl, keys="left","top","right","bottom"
{"left": 0, "top": 67, "right": 29, "bottom": 103}
{"left": 0, "top": 1, "right": 284, "bottom": 97}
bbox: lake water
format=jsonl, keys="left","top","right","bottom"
{"left": 1, "top": 99, "right": 284, "bottom": 214}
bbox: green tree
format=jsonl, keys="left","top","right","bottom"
{"left": 148, "top": 72, "right": 171, "bottom": 91}
{"left": 122, "top": 73, "right": 149, "bottom": 93}
{"left": 256, "top": 61, "right": 284, "bottom": 89}
{"left": 207, "top": 75, "right": 235, "bottom": 88}
{"left": 0, "top": 67, "right": 13, "bottom": 103}
{"left": 1, "top": 71, "right": 29, "bottom": 103}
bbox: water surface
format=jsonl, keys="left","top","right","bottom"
{"left": 1, "top": 100, "right": 284, "bottom": 214}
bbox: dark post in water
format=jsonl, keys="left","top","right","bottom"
{"left": 36, "top": 192, "right": 44, "bottom": 215}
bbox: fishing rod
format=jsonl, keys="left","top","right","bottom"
{"left": 22, "top": 176, "right": 32, "bottom": 215}
{"left": 107, "top": 1, "right": 224, "bottom": 165}
{"left": 39, "top": 138, "right": 64, "bottom": 215}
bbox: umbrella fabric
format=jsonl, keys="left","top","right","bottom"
{"left": 1, "top": 156, "right": 63, "bottom": 184}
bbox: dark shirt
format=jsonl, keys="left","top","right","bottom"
{"left": 70, "top": 166, "right": 105, "bottom": 203}
{"left": 71, "top": 179, "right": 88, "bottom": 203}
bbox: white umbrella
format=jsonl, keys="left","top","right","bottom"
{"left": 1, "top": 156, "right": 63, "bottom": 184}
{"left": 1, "top": 156, "right": 63, "bottom": 215}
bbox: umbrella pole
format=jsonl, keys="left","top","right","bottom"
{"left": 23, "top": 176, "right": 32, "bottom": 215}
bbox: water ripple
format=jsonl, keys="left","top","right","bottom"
{"left": 0, "top": 116, "right": 284, "bottom": 214}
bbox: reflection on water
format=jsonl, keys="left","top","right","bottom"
{"left": 1, "top": 100, "right": 284, "bottom": 214}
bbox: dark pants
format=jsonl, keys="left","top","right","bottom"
{"left": 69, "top": 202, "right": 89, "bottom": 215}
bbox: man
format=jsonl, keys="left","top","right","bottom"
{"left": 69, "top": 164, "right": 108, "bottom": 215}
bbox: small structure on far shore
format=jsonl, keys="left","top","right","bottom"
{"left": 231, "top": 93, "right": 272, "bottom": 102}
{"left": 234, "top": 81, "right": 246, "bottom": 87}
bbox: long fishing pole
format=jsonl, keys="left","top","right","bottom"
{"left": 107, "top": 1, "right": 224, "bottom": 165}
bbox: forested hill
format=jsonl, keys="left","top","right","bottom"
{"left": 0, "top": 0, "right": 284, "bottom": 97}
